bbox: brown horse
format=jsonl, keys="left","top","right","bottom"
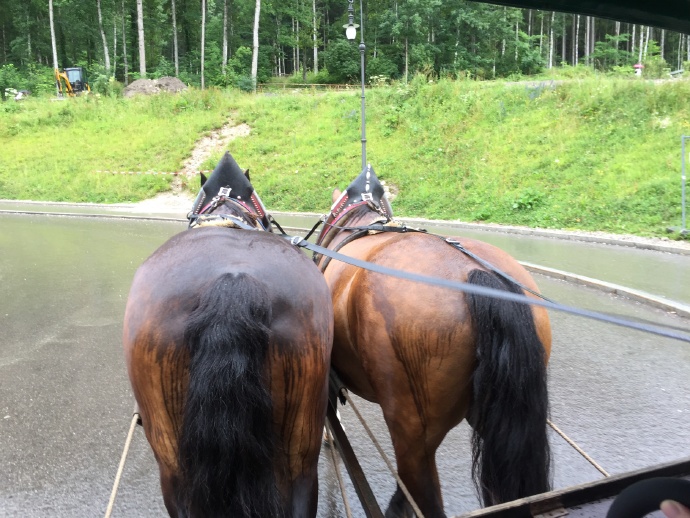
{"left": 123, "top": 152, "right": 333, "bottom": 518}
{"left": 315, "top": 166, "right": 552, "bottom": 517}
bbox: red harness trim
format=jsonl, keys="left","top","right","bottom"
{"left": 316, "top": 200, "right": 370, "bottom": 246}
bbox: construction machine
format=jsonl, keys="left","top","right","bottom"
{"left": 54, "top": 67, "right": 90, "bottom": 97}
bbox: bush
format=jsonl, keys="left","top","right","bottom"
{"left": 322, "top": 40, "right": 360, "bottom": 83}
{"left": 0, "top": 64, "right": 24, "bottom": 101}
{"left": 643, "top": 56, "right": 671, "bottom": 79}
{"left": 368, "top": 55, "right": 398, "bottom": 81}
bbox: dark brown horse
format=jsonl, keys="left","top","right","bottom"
{"left": 123, "top": 152, "right": 333, "bottom": 518}
{"left": 316, "top": 166, "right": 552, "bottom": 517}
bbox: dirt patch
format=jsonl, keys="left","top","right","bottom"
{"left": 380, "top": 180, "right": 399, "bottom": 202}
{"left": 123, "top": 77, "right": 188, "bottom": 98}
{"left": 131, "top": 121, "right": 252, "bottom": 214}
{"left": 180, "top": 123, "right": 251, "bottom": 177}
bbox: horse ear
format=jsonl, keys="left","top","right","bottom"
{"left": 332, "top": 188, "right": 342, "bottom": 203}
{"left": 244, "top": 169, "right": 251, "bottom": 182}
{"left": 200, "top": 173, "right": 208, "bottom": 186}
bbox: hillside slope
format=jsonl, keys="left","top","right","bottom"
{"left": 1, "top": 78, "right": 688, "bottom": 237}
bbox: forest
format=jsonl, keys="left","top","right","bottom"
{"left": 1, "top": 0, "right": 690, "bottom": 96}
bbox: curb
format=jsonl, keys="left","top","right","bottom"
{"left": 272, "top": 211, "right": 690, "bottom": 256}
{"left": 1, "top": 201, "right": 688, "bottom": 256}
{"left": 522, "top": 262, "right": 690, "bottom": 318}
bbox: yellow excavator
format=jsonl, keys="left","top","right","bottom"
{"left": 54, "top": 67, "right": 91, "bottom": 96}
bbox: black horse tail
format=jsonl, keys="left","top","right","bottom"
{"left": 178, "top": 272, "right": 284, "bottom": 518}
{"left": 466, "top": 269, "right": 551, "bottom": 507}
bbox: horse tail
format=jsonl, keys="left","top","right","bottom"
{"left": 466, "top": 269, "right": 551, "bottom": 506}
{"left": 178, "top": 272, "right": 284, "bottom": 518}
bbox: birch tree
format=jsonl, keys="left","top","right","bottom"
{"left": 201, "top": 0, "right": 206, "bottom": 89}
{"left": 172, "top": 0, "right": 179, "bottom": 76}
{"left": 312, "top": 0, "right": 318, "bottom": 73}
{"left": 222, "top": 0, "right": 228, "bottom": 75}
{"left": 97, "top": 0, "right": 111, "bottom": 75}
{"left": 251, "top": 0, "right": 261, "bottom": 92}
{"left": 136, "top": 0, "right": 146, "bottom": 77}
{"left": 122, "top": 0, "right": 128, "bottom": 85}
{"left": 49, "top": 0, "right": 59, "bottom": 95}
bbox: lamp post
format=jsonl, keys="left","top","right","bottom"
{"left": 343, "top": 0, "right": 367, "bottom": 171}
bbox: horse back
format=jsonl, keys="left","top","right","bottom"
{"left": 123, "top": 227, "right": 333, "bottom": 516}
{"left": 324, "top": 231, "right": 551, "bottom": 401}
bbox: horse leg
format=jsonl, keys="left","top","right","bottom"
{"left": 158, "top": 465, "right": 183, "bottom": 518}
{"left": 384, "top": 443, "right": 445, "bottom": 518}
{"left": 286, "top": 472, "right": 320, "bottom": 518}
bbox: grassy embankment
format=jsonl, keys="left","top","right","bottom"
{"left": 1, "top": 77, "right": 689, "bottom": 237}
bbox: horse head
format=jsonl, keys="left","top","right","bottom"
{"left": 187, "top": 151, "right": 272, "bottom": 231}
{"left": 316, "top": 164, "right": 394, "bottom": 249}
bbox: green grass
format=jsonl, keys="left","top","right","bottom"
{"left": 2, "top": 78, "right": 689, "bottom": 237}
{"left": 0, "top": 88, "right": 239, "bottom": 202}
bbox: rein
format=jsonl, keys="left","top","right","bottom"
{"left": 290, "top": 204, "right": 552, "bottom": 302}
{"left": 283, "top": 235, "right": 690, "bottom": 344}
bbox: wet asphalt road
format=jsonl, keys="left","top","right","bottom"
{"left": 0, "top": 213, "right": 688, "bottom": 517}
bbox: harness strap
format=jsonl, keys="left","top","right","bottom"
{"left": 188, "top": 213, "right": 259, "bottom": 231}
{"left": 313, "top": 217, "right": 552, "bottom": 303}
{"left": 442, "top": 237, "right": 555, "bottom": 303}
{"left": 317, "top": 229, "right": 370, "bottom": 272}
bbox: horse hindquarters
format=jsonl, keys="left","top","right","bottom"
{"left": 178, "top": 272, "right": 284, "bottom": 518}
{"left": 466, "top": 269, "right": 551, "bottom": 506}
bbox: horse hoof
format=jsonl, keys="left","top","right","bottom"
{"left": 322, "top": 429, "right": 333, "bottom": 448}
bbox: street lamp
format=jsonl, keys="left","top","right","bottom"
{"left": 343, "top": 0, "right": 367, "bottom": 171}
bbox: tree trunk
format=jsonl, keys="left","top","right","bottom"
{"left": 660, "top": 29, "right": 665, "bottom": 60}
{"left": 405, "top": 36, "right": 409, "bottom": 83}
{"left": 122, "top": 0, "right": 128, "bottom": 86}
{"left": 548, "top": 11, "right": 554, "bottom": 68}
{"left": 527, "top": 9, "right": 532, "bottom": 37}
{"left": 26, "top": 13, "right": 31, "bottom": 58}
{"left": 638, "top": 25, "right": 644, "bottom": 64}
{"left": 172, "top": 0, "right": 179, "bottom": 76}
{"left": 312, "top": 0, "right": 318, "bottom": 73}
{"left": 561, "top": 14, "right": 566, "bottom": 65}
{"left": 2, "top": 21, "right": 7, "bottom": 64}
{"left": 539, "top": 12, "right": 544, "bottom": 55}
{"left": 136, "top": 0, "right": 146, "bottom": 76}
{"left": 201, "top": 0, "right": 206, "bottom": 89}
{"left": 49, "top": 0, "right": 60, "bottom": 96}
{"left": 296, "top": 18, "right": 300, "bottom": 74}
{"left": 631, "top": 24, "right": 636, "bottom": 59}
{"left": 584, "top": 16, "right": 589, "bottom": 64}
{"left": 113, "top": 17, "right": 117, "bottom": 77}
{"left": 302, "top": 37, "right": 307, "bottom": 81}
{"left": 515, "top": 18, "right": 519, "bottom": 62}
{"left": 572, "top": 14, "right": 577, "bottom": 65}
{"left": 501, "top": 7, "right": 506, "bottom": 57}
{"left": 590, "top": 17, "right": 595, "bottom": 60}
{"left": 251, "top": 0, "right": 261, "bottom": 92}
{"left": 222, "top": 0, "right": 228, "bottom": 75}
{"left": 643, "top": 27, "right": 650, "bottom": 61}
{"left": 97, "top": 0, "right": 111, "bottom": 75}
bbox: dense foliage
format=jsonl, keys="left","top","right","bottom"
{"left": 1, "top": 0, "right": 689, "bottom": 95}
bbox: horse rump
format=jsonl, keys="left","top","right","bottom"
{"left": 178, "top": 271, "right": 285, "bottom": 517}
{"left": 466, "top": 269, "right": 551, "bottom": 506}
